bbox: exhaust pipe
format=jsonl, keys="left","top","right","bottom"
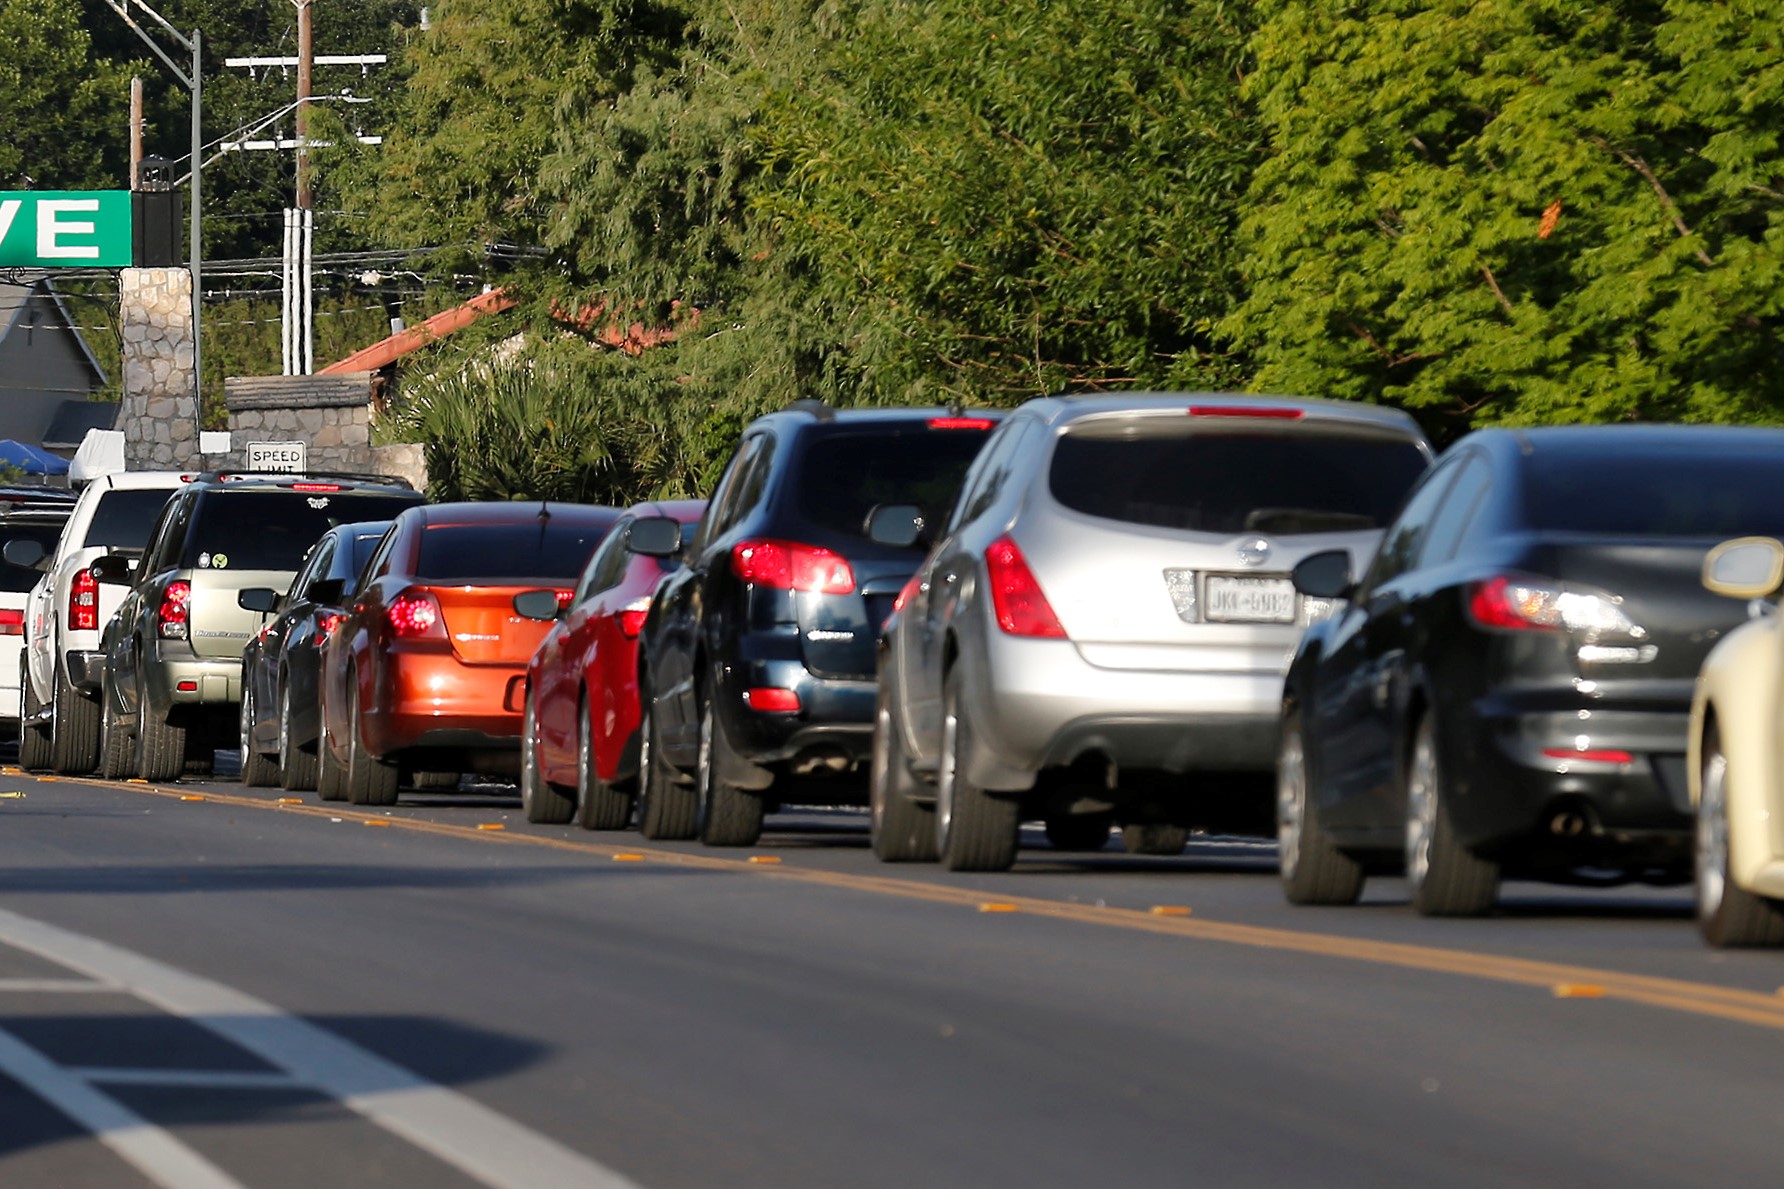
{"left": 1549, "top": 810, "right": 1587, "bottom": 838}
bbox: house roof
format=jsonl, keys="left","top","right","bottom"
{"left": 0, "top": 277, "right": 110, "bottom": 387}
{"left": 42, "top": 400, "right": 120, "bottom": 449}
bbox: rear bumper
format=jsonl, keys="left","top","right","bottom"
{"left": 363, "top": 653, "right": 527, "bottom": 756}
{"left": 67, "top": 650, "right": 108, "bottom": 692}
{"left": 145, "top": 648, "right": 239, "bottom": 707}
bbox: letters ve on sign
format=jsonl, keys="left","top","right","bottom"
{"left": 0, "top": 191, "right": 133, "bottom": 268}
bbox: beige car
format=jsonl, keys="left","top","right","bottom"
{"left": 1687, "top": 536, "right": 1784, "bottom": 946}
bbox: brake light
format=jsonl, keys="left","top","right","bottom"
{"left": 1188, "top": 405, "right": 1304, "bottom": 419}
{"left": 731, "top": 540, "right": 855, "bottom": 595}
{"left": 928, "top": 416, "right": 996, "bottom": 430}
{"left": 744, "top": 687, "right": 801, "bottom": 712}
{"left": 1466, "top": 575, "right": 1643, "bottom": 639}
{"left": 619, "top": 596, "right": 651, "bottom": 638}
{"left": 0, "top": 609, "right": 22, "bottom": 637}
{"left": 1542, "top": 747, "right": 1634, "bottom": 765}
{"left": 317, "top": 611, "right": 345, "bottom": 639}
{"left": 984, "top": 536, "right": 1066, "bottom": 638}
{"left": 157, "top": 580, "right": 191, "bottom": 639}
{"left": 554, "top": 588, "right": 574, "bottom": 608}
{"left": 387, "top": 590, "right": 444, "bottom": 639}
{"left": 892, "top": 574, "right": 922, "bottom": 614}
{"left": 69, "top": 566, "right": 99, "bottom": 631}
{"left": 289, "top": 483, "right": 342, "bottom": 493}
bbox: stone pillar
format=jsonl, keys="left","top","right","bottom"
{"left": 119, "top": 268, "right": 199, "bottom": 470}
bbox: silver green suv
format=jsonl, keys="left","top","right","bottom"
{"left": 94, "top": 472, "right": 424, "bottom": 780}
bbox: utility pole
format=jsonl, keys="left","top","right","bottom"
{"left": 295, "top": 0, "right": 313, "bottom": 211}
{"left": 129, "top": 77, "right": 144, "bottom": 188}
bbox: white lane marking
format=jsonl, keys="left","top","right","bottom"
{"left": 73, "top": 1068, "right": 304, "bottom": 1090}
{"left": 0, "top": 977, "right": 118, "bottom": 992}
{"left": 0, "top": 1027, "right": 247, "bottom": 1189}
{"left": 0, "top": 907, "right": 642, "bottom": 1189}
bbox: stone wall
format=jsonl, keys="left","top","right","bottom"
{"left": 119, "top": 268, "right": 198, "bottom": 469}
{"left": 220, "top": 373, "right": 411, "bottom": 481}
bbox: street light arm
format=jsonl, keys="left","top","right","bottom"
{"left": 124, "top": 0, "right": 195, "bottom": 54}
{"left": 99, "top": 0, "right": 193, "bottom": 88}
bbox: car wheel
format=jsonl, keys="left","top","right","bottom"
{"left": 1405, "top": 712, "right": 1498, "bottom": 917}
{"left": 17, "top": 666, "right": 52, "bottom": 772}
{"left": 935, "top": 670, "right": 1019, "bottom": 872}
{"left": 695, "top": 687, "right": 764, "bottom": 847}
{"left": 343, "top": 675, "right": 398, "bottom": 807}
{"left": 49, "top": 663, "right": 99, "bottom": 775}
{"left": 97, "top": 677, "right": 133, "bottom": 780}
{"left": 277, "top": 679, "right": 319, "bottom": 791}
{"left": 238, "top": 680, "right": 280, "bottom": 787}
{"left": 520, "top": 693, "right": 576, "bottom": 824}
{"left": 1278, "top": 708, "right": 1364, "bottom": 906}
{"left": 870, "top": 684, "right": 937, "bottom": 862}
{"left": 1121, "top": 824, "right": 1189, "bottom": 856}
{"left": 135, "top": 691, "right": 187, "bottom": 784}
{"left": 635, "top": 690, "right": 696, "bottom": 840}
{"left": 315, "top": 719, "right": 347, "bottom": 802}
{"left": 1044, "top": 813, "right": 1113, "bottom": 853}
{"left": 576, "top": 692, "right": 631, "bottom": 831}
{"left": 1697, "top": 728, "right": 1784, "bottom": 947}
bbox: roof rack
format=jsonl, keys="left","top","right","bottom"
{"left": 192, "top": 470, "right": 416, "bottom": 490}
{"left": 784, "top": 399, "right": 836, "bottom": 422}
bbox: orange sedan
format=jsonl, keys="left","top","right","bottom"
{"left": 315, "top": 501, "right": 621, "bottom": 805}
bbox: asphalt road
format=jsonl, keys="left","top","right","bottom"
{"left": 1, "top": 758, "right": 1780, "bottom": 1188}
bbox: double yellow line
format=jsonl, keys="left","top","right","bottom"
{"left": 72, "top": 776, "right": 1784, "bottom": 1035}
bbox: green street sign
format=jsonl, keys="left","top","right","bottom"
{"left": 0, "top": 191, "right": 133, "bottom": 268}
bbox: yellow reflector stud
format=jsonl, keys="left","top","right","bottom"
{"left": 1150, "top": 905, "right": 1192, "bottom": 917}
{"left": 477, "top": 823, "right": 505, "bottom": 831}
{"left": 748, "top": 855, "right": 781, "bottom": 864}
{"left": 611, "top": 853, "right": 645, "bottom": 862}
{"left": 179, "top": 795, "right": 204, "bottom": 802}
{"left": 276, "top": 797, "right": 301, "bottom": 805}
{"left": 0, "top": 791, "right": 24, "bottom": 799}
{"left": 1552, "top": 984, "right": 1606, "bottom": 999}
{"left": 34, "top": 776, "right": 58, "bottom": 783}
{"left": 127, "top": 779, "right": 149, "bottom": 784}
{"left": 978, "top": 902, "right": 1020, "bottom": 913}
{"left": 364, "top": 819, "right": 392, "bottom": 828}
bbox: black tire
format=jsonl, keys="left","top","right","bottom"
{"left": 1045, "top": 813, "right": 1113, "bottom": 853}
{"left": 344, "top": 676, "right": 399, "bottom": 807}
{"left": 277, "top": 679, "right": 318, "bottom": 792}
{"left": 1278, "top": 708, "right": 1365, "bottom": 906}
{"left": 315, "top": 720, "right": 347, "bottom": 802}
{"left": 135, "top": 692, "right": 187, "bottom": 784}
{"left": 1122, "top": 823, "right": 1189, "bottom": 856}
{"left": 520, "top": 693, "right": 575, "bottom": 824}
{"left": 17, "top": 667, "right": 51, "bottom": 772}
{"left": 238, "top": 681, "right": 280, "bottom": 787}
{"left": 695, "top": 688, "right": 764, "bottom": 847}
{"left": 1405, "top": 713, "right": 1498, "bottom": 917}
{"left": 635, "top": 692, "right": 696, "bottom": 840}
{"left": 1697, "top": 727, "right": 1784, "bottom": 947}
{"left": 97, "top": 678, "right": 133, "bottom": 780}
{"left": 49, "top": 664, "right": 100, "bottom": 775}
{"left": 936, "top": 671, "right": 1020, "bottom": 872}
{"left": 576, "top": 692, "right": 631, "bottom": 831}
{"left": 870, "top": 684, "right": 937, "bottom": 862}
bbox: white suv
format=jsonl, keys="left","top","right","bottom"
{"left": 10, "top": 472, "right": 189, "bottom": 772}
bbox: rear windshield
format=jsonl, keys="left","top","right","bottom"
{"left": 1050, "top": 428, "right": 1429, "bottom": 534}
{"left": 417, "top": 517, "right": 617, "bottom": 582}
{"left": 183, "top": 490, "right": 422, "bottom": 572}
{"left": 1524, "top": 450, "right": 1784, "bottom": 537}
{"left": 83, "top": 487, "right": 177, "bottom": 549}
{"left": 0, "top": 521, "right": 65, "bottom": 592}
{"left": 791, "top": 427, "right": 992, "bottom": 542}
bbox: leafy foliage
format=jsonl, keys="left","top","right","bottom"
{"left": 0, "top": 0, "right": 139, "bottom": 189}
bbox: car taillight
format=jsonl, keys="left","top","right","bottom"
{"left": 289, "top": 483, "right": 342, "bottom": 492}
{"left": 317, "top": 612, "right": 345, "bottom": 639}
{"left": 731, "top": 540, "right": 855, "bottom": 594}
{"left": 984, "top": 536, "right": 1066, "bottom": 638}
{"left": 1466, "top": 575, "right": 1644, "bottom": 639}
{"left": 744, "top": 687, "right": 801, "bottom": 712}
{"left": 619, "top": 596, "right": 651, "bottom": 638}
{"left": 157, "top": 580, "right": 191, "bottom": 639}
{"left": 387, "top": 590, "right": 444, "bottom": 639}
{"left": 892, "top": 574, "right": 922, "bottom": 614}
{"left": 69, "top": 566, "right": 99, "bottom": 631}
{"left": 1188, "top": 405, "right": 1304, "bottom": 419}
{"left": 0, "top": 609, "right": 22, "bottom": 637}
{"left": 928, "top": 416, "right": 996, "bottom": 430}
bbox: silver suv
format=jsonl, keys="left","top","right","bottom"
{"left": 870, "top": 393, "right": 1433, "bottom": 870}
{"left": 94, "top": 472, "right": 424, "bottom": 781}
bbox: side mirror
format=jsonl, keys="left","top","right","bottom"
{"left": 304, "top": 577, "right": 345, "bottom": 607}
{"left": 238, "top": 587, "right": 280, "bottom": 614}
{"left": 89, "top": 553, "right": 134, "bottom": 585}
{"left": 1703, "top": 537, "right": 1784, "bottom": 600}
{"left": 627, "top": 516, "right": 682, "bottom": 558}
{"left": 1292, "top": 550, "right": 1354, "bottom": 600}
{"left": 2, "top": 539, "right": 47, "bottom": 570}
{"left": 866, "top": 503, "right": 926, "bottom": 549}
{"left": 512, "top": 589, "right": 563, "bottom": 621}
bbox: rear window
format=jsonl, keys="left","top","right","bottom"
{"left": 790, "top": 427, "right": 993, "bottom": 542}
{"left": 1049, "top": 428, "right": 1429, "bottom": 534}
{"left": 83, "top": 487, "right": 177, "bottom": 549}
{"left": 182, "top": 490, "right": 422, "bottom": 572}
{"left": 0, "top": 521, "right": 65, "bottom": 593}
{"left": 417, "top": 517, "right": 618, "bottom": 582}
{"left": 1524, "top": 450, "right": 1784, "bottom": 537}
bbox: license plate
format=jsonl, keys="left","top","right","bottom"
{"left": 1204, "top": 575, "right": 1296, "bottom": 623}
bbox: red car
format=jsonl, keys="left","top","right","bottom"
{"left": 316, "top": 501, "right": 621, "bottom": 805}
{"left": 517, "top": 500, "right": 704, "bottom": 827}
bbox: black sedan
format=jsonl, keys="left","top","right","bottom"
{"left": 1278, "top": 426, "right": 1784, "bottom": 915}
{"left": 237, "top": 520, "right": 392, "bottom": 790}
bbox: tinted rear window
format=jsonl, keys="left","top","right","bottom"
{"left": 791, "top": 427, "right": 992, "bottom": 542}
{"left": 1050, "top": 428, "right": 1429, "bottom": 534}
{"left": 83, "top": 487, "right": 177, "bottom": 549}
{"left": 1524, "top": 450, "right": 1784, "bottom": 537}
{"left": 183, "top": 491, "right": 422, "bottom": 572}
{"left": 417, "top": 518, "right": 617, "bottom": 582}
{"left": 0, "top": 521, "right": 65, "bottom": 592}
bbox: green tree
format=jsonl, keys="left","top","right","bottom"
{"left": 0, "top": 0, "right": 139, "bottom": 189}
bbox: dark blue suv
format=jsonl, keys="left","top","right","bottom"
{"left": 635, "top": 403, "right": 999, "bottom": 845}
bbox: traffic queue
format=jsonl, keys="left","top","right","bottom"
{"left": 10, "top": 395, "right": 1784, "bottom": 950}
